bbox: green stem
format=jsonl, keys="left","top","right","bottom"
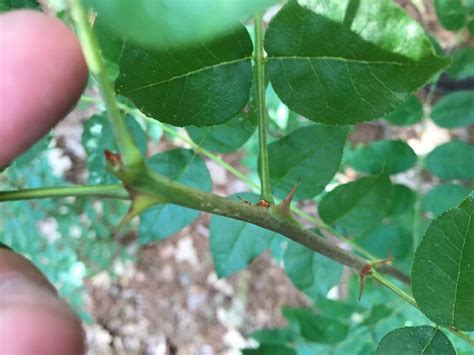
{"left": 254, "top": 13, "right": 273, "bottom": 204}
{"left": 68, "top": 0, "right": 143, "bottom": 169}
{"left": 81, "top": 94, "right": 406, "bottom": 281}
{"left": 371, "top": 270, "right": 474, "bottom": 346}
{"left": 0, "top": 184, "right": 128, "bottom": 202}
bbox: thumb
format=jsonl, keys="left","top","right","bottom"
{"left": 0, "top": 248, "right": 85, "bottom": 354}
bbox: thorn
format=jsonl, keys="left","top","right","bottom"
{"left": 358, "top": 264, "right": 372, "bottom": 301}
{"left": 272, "top": 179, "right": 300, "bottom": 225}
{"left": 279, "top": 179, "right": 300, "bottom": 212}
{"left": 119, "top": 191, "right": 167, "bottom": 229}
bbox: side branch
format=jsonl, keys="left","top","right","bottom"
{"left": 0, "top": 184, "right": 128, "bottom": 202}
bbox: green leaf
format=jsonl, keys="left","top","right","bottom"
{"left": 209, "top": 193, "right": 281, "bottom": 277}
{"left": 356, "top": 222, "right": 412, "bottom": 260}
{"left": 282, "top": 307, "right": 349, "bottom": 344}
{"left": 250, "top": 327, "right": 299, "bottom": 346}
{"left": 446, "top": 47, "right": 474, "bottom": 80}
{"left": 243, "top": 345, "right": 296, "bottom": 355}
{"left": 388, "top": 184, "right": 416, "bottom": 217}
{"left": 426, "top": 140, "right": 474, "bottom": 180}
{"left": 283, "top": 240, "right": 342, "bottom": 301}
{"left": 433, "top": 0, "right": 467, "bottom": 31}
{"left": 139, "top": 149, "right": 212, "bottom": 243}
{"left": 412, "top": 194, "right": 474, "bottom": 330}
{"left": 87, "top": 0, "right": 275, "bottom": 49}
{"left": 359, "top": 304, "right": 393, "bottom": 327}
{"left": 268, "top": 124, "right": 348, "bottom": 200}
{"left": 0, "top": 0, "right": 39, "bottom": 11}
{"left": 384, "top": 95, "right": 423, "bottom": 126}
{"left": 186, "top": 113, "right": 256, "bottom": 153}
{"left": 431, "top": 91, "right": 474, "bottom": 128}
{"left": 346, "top": 140, "right": 417, "bottom": 174}
{"left": 264, "top": 0, "right": 447, "bottom": 125}
{"left": 376, "top": 326, "right": 456, "bottom": 354}
{"left": 116, "top": 25, "right": 253, "bottom": 127}
{"left": 82, "top": 113, "right": 147, "bottom": 184}
{"left": 318, "top": 170, "right": 392, "bottom": 236}
{"left": 468, "top": 19, "right": 474, "bottom": 35}
{"left": 421, "top": 184, "right": 472, "bottom": 217}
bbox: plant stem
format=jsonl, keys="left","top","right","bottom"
{"left": 371, "top": 270, "right": 474, "bottom": 345}
{"left": 254, "top": 12, "right": 273, "bottom": 204}
{"left": 81, "top": 94, "right": 407, "bottom": 280}
{"left": 68, "top": 0, "right": 143, "bottom": 169}
{"left": 0, "top": 184, "right": 128, "bottom": 202}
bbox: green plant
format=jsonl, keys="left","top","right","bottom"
{"left": 1, "top": 0, "right": 473, "bottom": 353}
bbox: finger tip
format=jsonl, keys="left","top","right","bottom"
{"left": 0, "top": 250, "right": 85, "bottom": 354}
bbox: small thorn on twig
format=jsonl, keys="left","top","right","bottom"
{"left": 278, "top": 178, "right": 300, "bottom": 212}
{"left": 358, "top": 264, "right": 372, "bottom": 301}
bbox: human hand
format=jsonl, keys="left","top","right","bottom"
{"left": 0, "top": 10, "right": 88, "bottom": 354}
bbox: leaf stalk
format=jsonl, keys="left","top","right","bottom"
{"left": 68, "top": 0, "right": 144, "bottom": 170}
{"left": 254, "top": 12, "right": 274, "bottom": 204}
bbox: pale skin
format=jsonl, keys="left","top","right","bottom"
{"left": 0, "top": 10, "right": 88, "bottom": 354}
